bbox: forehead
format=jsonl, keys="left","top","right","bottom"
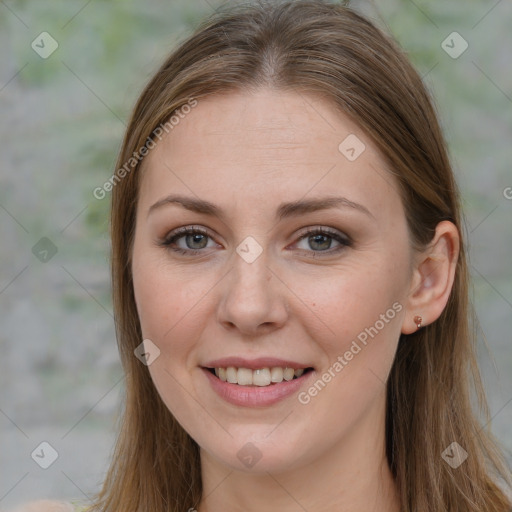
{"left": 138, "top": 89, "right": 402, "bottom": 223}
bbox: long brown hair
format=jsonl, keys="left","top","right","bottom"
{"left": 89, "top": 1, "right": 512, "bottom": 510}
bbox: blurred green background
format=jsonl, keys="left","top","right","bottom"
{"left": 1, "top": 0, "right": 511, "bottom": 508}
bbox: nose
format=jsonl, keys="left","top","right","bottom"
{"left": 217, "top": 250, "right": 289, "bottom": 337}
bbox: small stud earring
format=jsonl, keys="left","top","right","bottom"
{"left": 413, "top": 315, "right": 423, "bottom": 330}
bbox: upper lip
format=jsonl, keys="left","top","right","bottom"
{"left": 202, "top": 357, "right": 312, "bottom": 370}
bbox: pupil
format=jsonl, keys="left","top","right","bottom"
{"left": 187, "top": 234, "right": 208, "bottom": 249}
{"left": 310, "top": 234, "right": 331, "bottom": 251}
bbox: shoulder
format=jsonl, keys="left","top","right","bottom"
{"left": 8, "top": 501, "right": 88, "bottom": 512}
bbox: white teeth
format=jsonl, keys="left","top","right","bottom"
{"left": 253, "top": 368, "right": 271, "bottom": 386}
{"left": 226, "top": 366, "right": 237, "bottom": 383}
{"left": 283, "top": 367, "right": 295, "bottom": 381}
{"left": 270, "top": 367, "right": 284, "bottom": 382}
{"left": 211, "top": 366, "right": 308, "bottom": 386}
{"left": 237, "top": 368, "right": 253, "bottom": 386}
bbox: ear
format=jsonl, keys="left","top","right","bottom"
{"left": 401, "top": 220, "right": 460, "bottom": 334}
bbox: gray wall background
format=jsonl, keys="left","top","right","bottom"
{"left": 0, "top": 0, "right": 511, "bottom": 509}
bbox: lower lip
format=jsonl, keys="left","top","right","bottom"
{"left": 202, "top": 368, "right": 314, "bottom": 407}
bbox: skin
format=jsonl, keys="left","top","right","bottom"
{"left": 131, "top": 89, "right": 459, "bottom": 512}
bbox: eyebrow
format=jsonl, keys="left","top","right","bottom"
{"left": 147, "top": 194, "right": 374, "bottom": 221}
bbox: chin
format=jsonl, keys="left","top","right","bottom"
{"left": 198, "top": 428, "right": 323, "bottom": 475}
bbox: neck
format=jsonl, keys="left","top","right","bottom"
{"left": 197, "top": 393, "right": 400, "bottom": 512}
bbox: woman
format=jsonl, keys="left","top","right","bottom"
{"left": 17, "top": 1, "right": 512, "bottom": 511}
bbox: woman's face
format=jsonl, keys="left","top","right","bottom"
{"left": 132, "top": 89, "right": 415, "bottom": 473}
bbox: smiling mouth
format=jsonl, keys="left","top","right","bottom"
{"left": 204, "top": 366, "right": 314, "bottom": 387}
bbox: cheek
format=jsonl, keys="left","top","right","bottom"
{"left": 289, "top": 257, "right": 406, "bottom": 352}
{"left": 291, "top": 268, "right": 404, "bottom": 444}
{"left": 286, "top": 258, "right": 407, "bottom": 426}
{"left": 132, "top": 246, "right": 207, "bottom": 341}
{"left": 131, "top": 251, "right": 214, "bottom": 429}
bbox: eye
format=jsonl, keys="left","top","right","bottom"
{"left": 158, "top": 226, "right": 219, "bottom": 255}
{"left": 158, "top": 225, "right": 351, "bottom": 257}
{"left": 292, "top": 227, "right": 351, "bottom": 255}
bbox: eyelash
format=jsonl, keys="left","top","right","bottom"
{"left": 159, "top": 226, "right": 213, "bottom": 256}
{"left": 158, "top": 225, "right": 352, "bottom": 257}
